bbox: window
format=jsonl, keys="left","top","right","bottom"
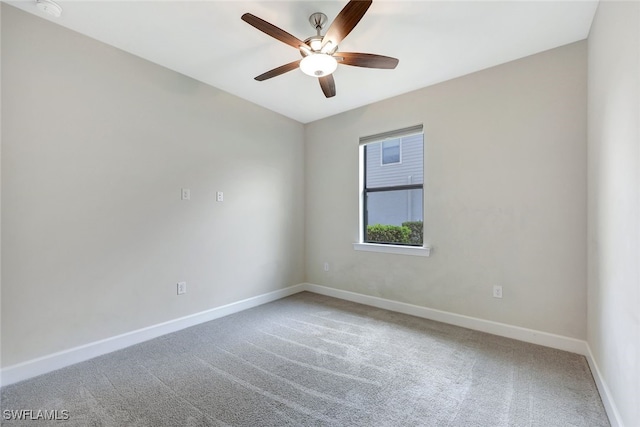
{"left": 356, "top": 125, "right": 426, "bottom": 254}
{"left": 381, "top": 140, "right": 401, "bottom": 165}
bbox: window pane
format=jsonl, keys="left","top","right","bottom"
{"left": 362, "top": 131, "right": 424, "bottom": 246}
{"left": 366, "top": 189, "right": 423, "bottom": 245}
{"left": 366, "top": 134, "right": 423, "bottom": 188}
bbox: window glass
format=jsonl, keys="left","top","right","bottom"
{"left": 363, "top": 133, "right": 424, "bottom": 246}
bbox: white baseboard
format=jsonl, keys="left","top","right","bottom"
{"left": 584, "top": 345, "right": 624, "bottom": 427}
{"left": 0, "top": 284, "right": 305, "bottom": 387}
{"left": 302, "top": 283, "right": 589, "bottom": 355}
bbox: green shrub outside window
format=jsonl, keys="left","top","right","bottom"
{"left": 366, "top": 221, "right": 423, "bottom": 245}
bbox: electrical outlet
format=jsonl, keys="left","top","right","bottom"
{"left": 323, "top": 262, "right": 329, "bottom": 272}
{"left": 216, "top": 191, "right": 224, "bottom": 202}
{"left": 493, "top": 285, "right": 503, "bottom": 299}
{"left": 177, "top": 282, "right": 187, "bottom": 295}
{"left": 181, "top": 189, "right": 190, "bottom": 200}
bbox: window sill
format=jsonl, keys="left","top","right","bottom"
{"left": 352, "top": 243, "right": 431, "bottom": 257}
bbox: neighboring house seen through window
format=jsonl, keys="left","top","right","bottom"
{"left": 360, "top": 125, "right": 424, "bottom": 246}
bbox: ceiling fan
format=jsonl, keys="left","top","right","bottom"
{"left": 241, "top": 0, "right": 399, "bottom": 98}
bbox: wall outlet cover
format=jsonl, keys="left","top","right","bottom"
{"left": 493, "top": 285, "right": 503, "bottom": 298}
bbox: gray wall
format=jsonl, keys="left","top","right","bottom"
{"left": 587, "top": 1, "right": 640, "bottom": 425}
{"left": 305, "top": 41, "right": 587, "bottom": 339}
{"left": 1, "top": 5, "right": 305, "bottom": 367}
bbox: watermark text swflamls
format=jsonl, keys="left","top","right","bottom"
{"left": 3, "top": 409, "right": 70, "bottom": 421}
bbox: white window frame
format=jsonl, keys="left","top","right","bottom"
{"left": 380, "top": 139, "right": 402, "bottom": 166}
{"left": 356, "top": 125, "right": 431, "bottom": 257}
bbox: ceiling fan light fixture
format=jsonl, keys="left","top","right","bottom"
{"left": 321, "top": 41, "right": 336, "bottom": 54}
{"left": 300, "top": 53, "right": 338, "bottom": 77}
{"left": 309, "top": 38, "right": 323, "bottom": 51}
{"left": 299, "top": 44, "right": 312, "bottom": 56}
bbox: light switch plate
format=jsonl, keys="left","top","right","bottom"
{"left": 177, "top": 282, "right": 187, "bottom": 295}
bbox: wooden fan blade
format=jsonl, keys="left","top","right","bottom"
{"left": 255, "top": 60, "right": 301, "bottom": 81}
{"left": 322, "top": 0, "right": 372, "bottom": 47}
{"left": 319, "top": 74, "right": 336, "bottom": 98}
{"left": 242, "top": 13, "right": 305, "bottom": 50}
{"left": 335, "top": 52, "right": 399, "bottom": 69}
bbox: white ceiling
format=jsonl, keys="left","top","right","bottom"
{"left": 8, "top": 0, "right": 598, "bottom": 123}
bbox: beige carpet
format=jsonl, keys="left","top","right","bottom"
{"left": 1, "top": 292, "right": 609, "bottom": 426}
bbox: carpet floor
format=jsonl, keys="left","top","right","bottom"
{"left": 1, "top": 292, "right": 609, "bottom": 426}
